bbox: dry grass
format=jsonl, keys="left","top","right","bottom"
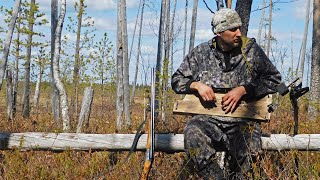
{"left": 0, "top": 84, "right": 320, "bottom": 179}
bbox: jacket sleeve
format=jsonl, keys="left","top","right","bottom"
{"left": 171, "top": 50, "right": 200, "bottom": 94}
{"left": 249, "top": 43, "right": 282, "bottom": 98}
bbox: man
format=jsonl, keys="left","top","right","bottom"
{"left": 171, "top": 8, "right": 281, "bottom": 179}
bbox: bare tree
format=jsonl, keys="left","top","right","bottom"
{"left": 51, "top": 0, "right": 60, "bottom": 125}
{"left": 257, "top": 0, "right": 266, "bottom": 45}
{"left": 266, "top": 0, "right": 272, "bottom": 57}
{"left": 183, "top": 0, "right": 188, "bottom": 58}
{"left": 189, "top": 0, "right": 198, "bottom": 53}
{"left": 116, "top": 0, "right": 130, "bottom": 130}
{"left": 131, "top": 0, "right": 145, "bottom": 104}
{"left": 116, "top": 0, "right": 124, "bottom": 131}
{"left": 308, "top": 0, "right": 320, "bottom": 119}
{"left": 121, "top": 0, "right": 130, "bottom": 128}
{"left": 0, "top": 0, "right": 21, "bottom": 91}
{"left": 22, "top": 0, "right": 36, "bottom": 118}
{"left": 297, "top": 0, "right": 311, "bottom": 84}
{"left": 235, "top": 0, "right": 253, "bottom": 36}
{"left": 52, "top": 0, "right": 70, "bottom": 131}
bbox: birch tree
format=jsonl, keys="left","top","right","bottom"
{"left": 52, "top": 0, "right": 70, "bottom": 131}
{"left": 308, "top": 0, "right": 320, "bottom": 119}
{"left": 0, "top": 0, "right": 21, "bottom": 91}
{"left": 51, "top": 0, "right": 60, "bottom": 125}
{"left": 257, "top": 0, "right": 266, "bottom": 46}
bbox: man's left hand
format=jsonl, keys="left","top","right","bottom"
{"left": 221, "top": 86, "right": 247, "bottom": 114}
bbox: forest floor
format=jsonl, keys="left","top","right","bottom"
{"left": 0, "top": 85, "right": 320, "bottom": 179}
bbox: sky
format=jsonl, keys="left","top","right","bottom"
{"left": 0, "top": 0, "right": 313, "bottom": 85}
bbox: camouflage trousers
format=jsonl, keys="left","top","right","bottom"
{"left": 183, "top": 115, "right": 261, "bottom": 180}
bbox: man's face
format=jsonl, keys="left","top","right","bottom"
{"left": 217, "top": 27, "right": 242, "bottom": 49}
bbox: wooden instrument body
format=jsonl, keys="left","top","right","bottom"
{"left": 173, "top": 94, "right": 272, "bottom": 121}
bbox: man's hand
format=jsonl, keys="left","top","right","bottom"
{"left": 190, "top": 82, "right": 216, "bottom": 101}
{"left": 221, "top": 86, "right": 247, "bottom": 114}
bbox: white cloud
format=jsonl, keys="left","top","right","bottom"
{"left": 91, "top": 17, "right": 116, "bottom": 31}
{"left": 195, "top": 29, "right": 213, "bottom": 41}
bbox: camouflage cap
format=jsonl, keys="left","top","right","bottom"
{"left": 212, "top": 8, "right": 242, "bottom": 33}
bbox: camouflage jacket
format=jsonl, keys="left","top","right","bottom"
{"left": 172, "top": 36, "right": 281, "bottom": 99}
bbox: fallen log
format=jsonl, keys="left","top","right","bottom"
{"left": 0, "top": 133, "right": 319, "bottom": 152}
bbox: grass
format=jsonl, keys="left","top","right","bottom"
{"left": 0, "top": 83, "right": 320, "bottom": 179}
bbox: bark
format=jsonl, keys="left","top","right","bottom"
{"left": 155, "top": 0, "right": 166, "bottom": 116}
{"left": 308, "top": 0, "right": 320, "bottom": 119}
{"left": 266, "top": 0, "right": 272, "bottom": 57}
{"left": 1, "top": 133, "right": 320, "bottom": 151}
{"left": 33, "top": 64, "right": 43, "bottom": 112}
{"left": 13, "top": 12, "right": 21, "bottom": 118}
{"left": 6, "top": 70, "right": 14, "bottom": 121}
{"left": 0, "top": 0, "right": 21, "bottom": 91}
{"left": 76, "top": 87, "right": 94, "bottom": 133}
{"left": 161, "top": 0, "right": 171, "bottom": 121}
{"left": 71, "top": 0, "right": 84, "bottom": 118}
{"left": 120, "top": 0, "right": 131, "bottom": 128}
{"left": 51, "top": 0, "right": 60, "bottom": 125}
{"left": 298, "top": 0, "right": 311, "bottom": 84}
{"left": 116, "top": 0, "right": 124, "bottom": 131}
{"left": 235, "top": 0, "right": 253, "bottom": 36}
{"left": 189, "top": 0, "right": 198, "bottom": 53}
{"left": 22, "top": 0, "right": 36, "bottom": 118}
{"left": 257, "top": 0, "right": 266, "bottom": 45}
{"left": 183, "top": 0, "right": 188, "bottom": 58}
{"left": 170, "top": 0, "right": 177, "bottom": 76}
{"left": 53, "top": 0, "right": 70, "bottom": 131}
{"left": 131, "top": 0, "right": 145, "bottom": 104}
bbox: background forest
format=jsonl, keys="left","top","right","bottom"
{"left": 0, "top": 0, "right": 320, "bottom": 179}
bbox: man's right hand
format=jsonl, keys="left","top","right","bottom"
{"left": 190, "top": 81, "right": 216, "bottom": 101}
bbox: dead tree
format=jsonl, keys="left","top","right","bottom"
{"left": 76, "top": 87, "right": 94, "bottom": 133}
{"left": 0, "top": 0, "right": 21, "bottom": 91}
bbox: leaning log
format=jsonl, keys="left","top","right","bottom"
{"left": 0, "top": 133, "right": 319, "bottom": 152}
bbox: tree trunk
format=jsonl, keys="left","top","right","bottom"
{"left": 266, "top": 0, "right": 272, "bottom": 57}
{"left": 257, "top": 0, "right": 266, "bottom": 45}
{"left": 71, "top": 0, "right": 84, "bottom": 119}
{"left": 131, "top": 0, "right": 145, "bottom": 104}
{"left": 183, "top": 0, "right": 188, "bottom": 58}
{"left": 155, "top": 0, "right": 166, "bottom": 117}
{"left": 116, "top": 0, "right": 124, "bottom": 131}
{"left": 189, "top": 0, "right": 198, "bottom": 53}
{"left": 308, "top": 0, "right": 320, "bottom": 119}
{"left": 33, "top": 64, "right": 43, "bottom": 112}
{"left": 170, "top": 0, "right": 177, "bottom": 76}
{"left": 13, "top": 12, "right": 21, "bottom": 119}
{"left": 120, "top": 0, "right": 131, "bottom": 128}
{"left": 51, "top": 0, "right": 60, "bottom": 125}
{"left": 6, "top": 70, "right": 14, "bottom": 121}
{"left": 235, "top": 0, "right": 253, "bottom": 36}
{"left": 128, "top": 0, "right": 142, "bottom": 64}
{"left": 161, "top": 0, "right": 171, "bottom": 122}
{"left": 298, "top": 0, "right": 311, "bottom": 84}
{"left": 0, "top": 0, "right": 21, "bottom": 91}
{"left": 22, "top": 0, "right": 36, "bottom": 118}
{"left": 76, "top": 87, "right": 94, "bottom": 133}
{"left": 53, "top": 0, "right": 70, "bottom": 131}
